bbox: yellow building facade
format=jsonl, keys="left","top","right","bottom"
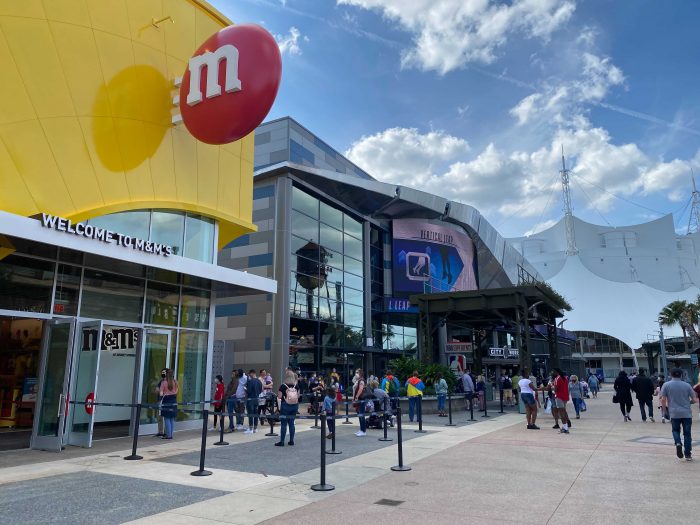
{"left": 0, "top": 0, "right": 256, "bottom": 248}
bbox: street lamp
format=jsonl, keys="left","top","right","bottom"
{"left": 657, "top": 317, "right": 669, "bottom": 379}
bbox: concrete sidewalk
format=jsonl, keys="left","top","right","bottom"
{"left": 1, "top": 390, "right": 696, "bottom": 524}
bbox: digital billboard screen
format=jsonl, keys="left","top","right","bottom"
{"left": 392, "top": 219, "right": 477, "bottom": 296}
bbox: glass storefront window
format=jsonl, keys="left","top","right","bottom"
{"left": 344, "top": 255, "right": 363, "bottom": 276}
{"left": 151, "top": 211, "right": 184, "bottom": 256}
{"left": 89, "top": 210, "right": 150, "bottom": 240}
{"left": 292, "top": 210, "right": 318, "bottom": 242}
{"left": 320, "top": 224, "right": 343, "bottom": 253}
{"left": 184, "top": 214, "right": 214, "bottom": 262}
{"left": 320, "top": 202, "right": 343, "bottom": 230}
{"left": 344, "top": 214, "right": 363, "bottom": 238}
{"left": 145, "top": 282, "right": 179, "bottom": 326}
{"left": 344, "top": 303, "right": 364, "bottom": 327}
{"left": 344, "top": 233, "right": 362, "bottom": 255}
{"left": 176, "top": 330, "right": 208, "bottom": 421}
{"left": 0, "top": 255, "right": 55, "bottom": 314}
{"left": 292, "top": 186, "right": 319, "bottom": 219}
{"left": 344, "top": 272, "right": 363, "bottom": 290}
{"left": 180, "top": 288, "right": 210, "bottom": 329}
{"left": 80, "top": 269, "right": 144, "bottom": 323}
{"left": 53, "top": 264, "right": 81, "bottom": 316}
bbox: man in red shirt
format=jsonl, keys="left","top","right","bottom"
{"left": 552, "top": 368, "right": 572, "bottom": 434}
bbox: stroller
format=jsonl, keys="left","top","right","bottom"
{"left": 365, "top": 399, "right": 390, "bottom": 429}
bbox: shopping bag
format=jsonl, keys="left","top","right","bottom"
{"left": 544, "top": 398, "right": 552, "bottom": 414}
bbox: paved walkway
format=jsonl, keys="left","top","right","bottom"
{"left": 1, "top": 391, "right": 696, "bottom": 524}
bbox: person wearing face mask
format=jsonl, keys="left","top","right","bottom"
{"left": 155, "top": 368, "right": 167, "bottom": 437}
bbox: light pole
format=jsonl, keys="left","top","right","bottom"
{"left": 658, "top": 318, "right": 669, "bottom": 379}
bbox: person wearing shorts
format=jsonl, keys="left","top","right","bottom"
{"left": 552, "top": 368, "right": 572, "bottom": 434}
{"left": 519, "top": 371, "right": 540, "bottom": 430}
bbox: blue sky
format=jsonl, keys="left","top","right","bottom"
{"left": 210, "top": 0, "right": 700, "bottom": 237}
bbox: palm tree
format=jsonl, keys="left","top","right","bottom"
{"left": 659, "top": 300, "right": 690, "bottom": 352}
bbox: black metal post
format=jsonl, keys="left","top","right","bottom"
{"left": 214, "top": 408, "right": 229, "bottom": 446}
{"left": 379, "top": 397, "right": 392, "bottom": 441}
{"left": 469, "top": 394, "right": 475, "bottom": 421}
{"left": 414, "top": 396, "right": 426, "bottom": 433}
{"left": 312, "top": 398, "right": 321, "bottom": 429}
{"left": 482, "top": 392, "right": 489, "bottom": 418}
{"left": 326, "top": 402, "right": 342, "bottom": 454}
{"left": 265, "top": 409, "right": 278, "bottom": 437}
{"left": 499, "top": 388, "right": 504, "bottom": 413}
{"left": 191, "top": 408, "right": 212, "bottom": 476}
{"left": 446, "top": 391, "right": 456, "bottom": 427}
{"left": 124, "top": 403, "right": 143, "bottom": 460}
{"left": 391, "top": 406, "right": 411, "bottom": 472}
{"left": 311, "top": 413, "right": 335, "bottom": 491}
{"left": 342, "top": 392, "right": 352, "bottom": 424}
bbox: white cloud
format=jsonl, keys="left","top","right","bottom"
{"left": 344, "top": 121, "right": 700, "bottom": 227}
{"left": 345, "top": 127, "right": 470, "bottom": 184}
{"left": 337, "top": 0, "right": 575, "bottom": 74}
{"left": 275, "top": 26, "right": 307, "bottom": 56}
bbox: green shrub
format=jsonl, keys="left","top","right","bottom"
{"left": 388, "top": 357, "right": 457, "bottom": 393}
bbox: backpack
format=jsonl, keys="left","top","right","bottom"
{"left": 285, "top": 383, "right": 299, "bottom": 404}
{"left": 387, "top": 378, "right": 398, "bottom": 396}
{"left": 455, "top": 377, "right": 464, "bottom": 394}
{"left": 503, "top": 378, "right": 512, "bottom": 389}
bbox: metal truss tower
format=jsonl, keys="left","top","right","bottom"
{"left": 560, "top": 146, "right": 578, "bottom": 255}
{"left": 687, "top": 170, "right": 700, "bottom": 235}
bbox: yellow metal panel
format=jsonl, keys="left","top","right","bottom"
{"left": 240, "top": 133, "right": 255, "bottom": 164}
{"left": 42, "top": 0, "right": 90, "bottom": 26}
{"left": 50, "top": 21, "right": 110, "bottom": 117}
{"left": 196, "top": 141, "right": 219, "bottom": 210}
{"left": 126, "top": 0, "right": 165, "bottom": 53}
{"left": 0, "top": 17, "right": 75, "bottom": 118}
{"left": 0, "top": 23, "right": 35, "bottom": 125}
{"left": 40, "top": 117, "right": 104, "bottom": 211}
{"left": 163, "top": 0, "right": 195, "bottom": 62}
{"left": 0, "top": 120, "right": 73, "bottom": 213}
{"left": 0, "top": 0, "right": 257, "bottom": 247}
{"left": 0, "top": 0, "right": 46, "bottom": 19}
{"left": 78, "top": 116, "right": 131, "bottom": 202}
{"left": 0, "top": 139, "right": 36, "bottom": 215}
{"left": 86, "top": 0, "right": 130, "bottom": 39}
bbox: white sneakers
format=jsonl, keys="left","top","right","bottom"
{"left": 208, "top": 426, "right": 217, "bottom": 431}
{"left": 355, "top": 431, "right": 366, "bottom": 437}
{"left": 244, "top": 428, "right": 253, "bottom": 434}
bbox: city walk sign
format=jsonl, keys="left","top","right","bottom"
{"left": 179, "top": 24, "right": 282, "bottom": 145}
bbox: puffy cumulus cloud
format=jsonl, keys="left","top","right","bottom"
{"left": 337, "top": 0, "right": 575, "bottom": 74}
{"left": 345, "top": 120, "right": 699, "bottom": 228}
{"left": 344, "top": 127, "right": 470, "bottom": 184}
{"left": 275, "top": 27, "right": 308, "bottom": 56}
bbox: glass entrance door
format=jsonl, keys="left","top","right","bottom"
{"left": 30, "top": 319, "right": 76, "bottom": 452}
{"left": 137, "top": 329, "right": 172, "bottom": 435}
{"left": 65, "top": 321, "right": 103, "bottom": 448}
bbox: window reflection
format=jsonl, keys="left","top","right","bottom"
{"left": 184, "top": 214, "right": 214, "bottom": 262}
{"left": 181, "top": 288, "right": 210, "bottom": 329}
{"left": 80, "top": 269, "right": 144, "bottom": 323}
{"left": 0, "top": 255, "right": 55, "bottom": 314}
{"left": 145, "top": 282, "right": 180, "bottom": 326}
{"left": 54, "top": 264, "right": 81, "bottom": 315}
{"left": 151, "top": 211, "right": 184, "bottom": 256}
{"left": 292, "top": 186, "right": 319, "bottom": 218}
{"left": 89, "top": 211, "right": 150, "bottom": 240}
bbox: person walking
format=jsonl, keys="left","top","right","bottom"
{"left": 435, "top": 372, "right": 448, "bottom": 417}
{"left": 614, "top": 370, "right": 634, "bottom": 421}
{"left": 552, "top": 369, "right": 572, "bottom": 433}
{"left": 405, "top": 370, "right": 425, "bottom": 422}
{"left": 323, "top": 386, "right": 336, "bottom": 439}
{"left": 569, "top": 375, "right": 584, "bottom": 419}
{"left": 353, "top": 369, "right": 368, "bottom": 436}
{"left": 588, "top": 373, "right": 599, "bottom": 398}
{"left": 463, "top": 370, "right": 475, "bottom": 411}
{"left": 155, "top": 368, "right": 167, "bottom": 437}
{"left": 275, "top": 372, "right": 299, "bottom": 446}
{"left": 502, "top": 374, "right": 514, "bottom": 407}
{"left": 159, "top": 369, "right": 178, "bottom": 440}
{"left": 511, "top": 372, "right": 520, "bottom": 407}
{"left": 245, "top": 369, "right": 262, "bottom": 434}
{"left": 381, "top": 369, "right": 401, "bottom": 413}
{"left": 211, "top": 374, "right": 225, "bottom": 431}
{"left": 224, "top": 370, "right": 238, "bottom": 432}
{"left": 519, "top": 370, "right": 540, "bottom": 430}
{"left": 660, "top": 368, "right": 697, "bottom": 461}
{"left": 633, "top": 369, "right": 655, "bottom": 422}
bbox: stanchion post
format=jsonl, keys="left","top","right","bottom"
{"left": 326, "top": 402, "right": 342, "bottom": 454}
{"left": 469, "top": 393, "right": 475, "bottom": 421}
{"left": 124, "top": 403, "right": 143, "bottom": 460}
{"left": 499, "top": 388, "right": 504, "bottom": 414}
{"left": 482, "top": 393, "right": 489, "bottom": 418}
{"left": 312, "top": 397, "right": 321, "bottom": 429}
{"left": 311, "top": 413, "right": 335, "bottom": 491}
{"left": 414, "top": 395, "right": 426, "bottom": 433}
{"left": 391, "top": 406, "right": 411, "bottom": 472}
{"left": 191, "top": 408, "right": 212, "bottom": 476}
{"left": 342, "top": 391, "right": 352, "bottom": 424}
{"left": 214, "top": 408, "right": 229, "bottom": 446}
{"left": 379, "top": 397, "right": 392, "bottom": 441}
{"left": 265, "top": 408, "right": 278, "bottom": 437}
{"left": 446, "top": 391, "right": 456, "bottom": 427}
